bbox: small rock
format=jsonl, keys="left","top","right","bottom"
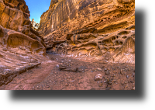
{"left": 70, "top": 80, "right": 75, "bottom": 83}
{"left": 106, "top": 87, "right": 111, "bottom": 90}
{"left": 96, "top": 68, "right": 102, "bottom": 71}
{"left": 105, "top": 70, "right": 110, "bottom": 75}
{"left": 51, "top": 57, "right": 55, "bottom": 60}
{"left": 112, "top": 74, "right": 116, "bottom": 77}
{"left": 2, "top": 47, "right": 7, "bottom": 51}
{"left": 94, "top": 74, "right": 102, "bottom": 81}
{"left": 90, "top": 88, "right": 96, "bottom": 90}
{"left": 65, "top": 67, "right": 78, "bottom": 72}
{"left": 124, "top": 81, "right": 128, "bottom": 84}
{"left": 78, "top": 81, "right": 81, "bottom": 84}
{"left": 120, "top": 69, "right": 124, "bottom": 75}
{"left": 46, "top": 85, "right": 50, "bottom": 88}
{"left": 132, "top": 87, "right": 135, "bottom": 90}
{"left": 108, "top": 82, "right": 112, "bottom": 85}
{"left": 132, "top": 73, "right": 135, "bottom": 77}
{"left": 104, "top": 68, "right": 108, "bottom": 71}
{"left": 59, "top": 64, "right": 66, "bottom": 70}
{"left": 65, "top": 83, "right": 69, "bottom": 86}
{"left": 77, "top": 66, "right": 87, "bottom": 72}
{"left": 98, "top": 82, "right": 103, "bottom": 87}
{"left": 130, "top": 80, "right": 134, "bottom": 83}
{"left": 126, "top": 75, "right": 129, "bottom": 79}
{"left": 56, "top": 65, "right": 60, "bottom": 68}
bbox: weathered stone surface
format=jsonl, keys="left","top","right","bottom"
{"left": 39, "top": 0, "right": 135, "bottom": 64}
{"left": 0, "top": 25, "right": 48, "bottom": 86}
{"left": 0, "top": 0, "right": 45, "bottom": 46}
{"left": 0, "top": 0, "right": 30, "bottom": 32}
{"left": 0, "top": 0, "right": 46, "bottom": 53}
{"left": 0, "top": 0, "right": 47, "bottom": 86}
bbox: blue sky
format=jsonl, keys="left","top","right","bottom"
{"left": 25, "top": 0, "right": 51, "bottom": 23}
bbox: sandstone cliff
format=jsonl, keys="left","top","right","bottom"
{"left": 0, "top": 0, "right": 46, "bottom": 86}
{"left": 39, "top": 0, "right": 135, "bottom": 64}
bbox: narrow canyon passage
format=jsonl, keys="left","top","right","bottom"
{"left": 0, "top": 0, "right": 135, "bottom": 90}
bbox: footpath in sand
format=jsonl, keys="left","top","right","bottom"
{"left": 0, "top": 54, "right": 135, "bottom": 90}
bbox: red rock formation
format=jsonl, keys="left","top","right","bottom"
{"left": 0, "top": 0, "right": 46, "bottom": 86}
{"left": 0, "top": 0, "right": 30, "bottom": 31}
{"left": 39, "top": 0, "right": 135, "bottom": 64}
{"left": 0, "top": 0, "right": 46, "bottom": 54}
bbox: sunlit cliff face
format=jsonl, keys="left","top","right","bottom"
{"left": 38, "top": 0, "right": 135, "bottom": 64}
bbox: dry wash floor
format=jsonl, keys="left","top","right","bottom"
{"left": 0, "top": 53, "right": 135, "bottom": 90}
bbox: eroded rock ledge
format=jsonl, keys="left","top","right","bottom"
{"left": 39, "top": 0, "right": 135, "bottom": 64}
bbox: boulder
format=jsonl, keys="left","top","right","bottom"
{"left": 94, "top": 74, "right": 103, "bottom": 81}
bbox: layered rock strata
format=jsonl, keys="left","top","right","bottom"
{"left": 0, "top": 0, "right": 46, "bottom": 86}
{"left": 39, "top": 0, "right": 135, "bottom": 64}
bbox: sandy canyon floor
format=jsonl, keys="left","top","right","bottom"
{"left": 0, "top": 53, "right": 135, "bottom": 90}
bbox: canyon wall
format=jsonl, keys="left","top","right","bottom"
{"left": 39, "top": 0, "right": 135, "bottom": 64}
{"left": 0, "top": 0, "right": 46, "bottom": 54}
{"left": 0, "top": 0, "right": 46, "bottom": 86}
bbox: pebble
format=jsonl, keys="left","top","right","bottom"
{"left": 96, "top": 68, "right": 102, "bottom": 71}
{"left": 126, "top": 75, "right": 129, "bottom": 79}
{"left": 132, "top": 73, "right": 135, "bottom": 77}
{"left": 78, "top": 81, "right": 81, "bottom": 84}
{"left": 124, "top": 81, "right": 128, "bottom": 84}
{"left": 94, "top": 74, "right": 102, "bottom": 81}
{"left": 108, "top": 81, "right": 112, "bottom": 85}
{"left": 105, "top": 70, "right": 110, "bottom": 75}
{"left": 104, "top": 68, "right": 110, "bottom": 75}
{"left": 112, "top": 74, "right": 116, "bottom": 77}
{"left": 132, "top": 87, "right": 135, "bottom": 90}
{"left": 70, "top": 80, "right": 75, "bottom": 83}
{"left": 65, "top": 83, "right": 69, "bottom": 86}
{"left": 56, "top": 64, "right": 59, "bottom": 68}
{"left": 130, "top": 80, "right": 134, "bottom": 83}
{"left": 2, "top": 47, "right": 7, "bottom": 51}
{"left": 120, "top": 69, "right": 124, "bottom": 75}
{"left": 98, "top": 82, "right": 103, "bottom": 87}
{"left": 104, "top": 68, "right": 108, "bottom": 71}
